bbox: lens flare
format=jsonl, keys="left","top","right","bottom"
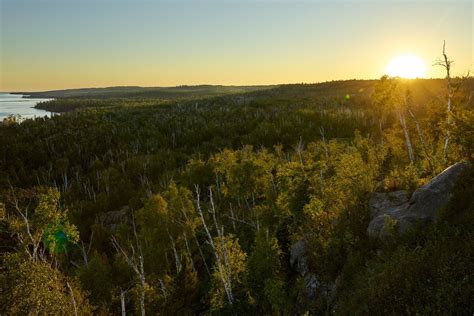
{"left": 44, "top": 225, "right": 70, "bottom": 253}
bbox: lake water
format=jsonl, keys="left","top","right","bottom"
{"left": 0, "top": 93, "right": 54, "bottom": 121}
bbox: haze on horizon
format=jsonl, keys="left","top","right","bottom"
{"left": 0, "top": 0, "right": 472, "bottom": 92}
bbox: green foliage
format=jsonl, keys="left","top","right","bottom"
{"left": 78, "top": 252, "right": 114, "bottom": 307}
{"left": 339, "top": 224, "right": 474, "bottom": 315}
{"left": 1, "top": 78, "right": 473, "bottom": 313}
{"left": 385, "top": 163, "right": 422, "bottom": 192}
{"left": 0, "top": 202, "right": 5, "bottom": 220}
{"left": 246, "top": 232, "right": 288, "bottom": 313}
{"left": 337, "top": 163, "right": 474, "bottom": 315}
{"left": 210, "top": 235, "right": 247, "bottom": 311}
{"left": 5, "top": 187, "right": 79, "bottom": 258}
{"left": 0, "top": 253, "right": 90, "bottom": 315}
{"left": 452, "top": 107, "right": 474, "bottom": 159}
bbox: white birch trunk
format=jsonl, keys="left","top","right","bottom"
{"left": 398, "top": 111, "right": 415, "bottom": 163}
{"left": 66, "top": 281, "right": 78, "bottom": 316}
{"left": 194, "top": 186, "right": 233, "bottom": 305}
{"left": 120, "top": 290, "right": 126, "bottom": 316}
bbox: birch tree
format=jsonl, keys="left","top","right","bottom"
{"left": 194, "top": 186, "right": 234, "bottom": 305}
{"left": 194, "top": 186, "right": 247, "bottom": 310}
{"left": 1, "top": 188, "right": 89, "bottom": 314}
{"left": 374, "top": 76, "right": 415, "bottom": 163}
{"left": 111, "top": 213, "right": 146, "bottom": 316}
{"left": 399, "top": 90, "right": 415, "bottom": 163}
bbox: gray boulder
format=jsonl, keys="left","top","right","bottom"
{"left": 368, "top": 162, "right": 469, "bottom": 239}
{"left": 96, "top": 206, "right": 129, "bottom": 230}
{"left": 369, "top": 190, "right": 410, "bottom": 218}
{"left": 290, "top": 240, "right": 335, "bottom": 299}
{"left": 290, "top": 240, "right": 320, "bottom": 297}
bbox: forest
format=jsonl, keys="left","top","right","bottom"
{"left": 1, "top": 74, "right": 473, "bottom": 314}
{"left": 20, "top": 85, "right": 271, "bottom": 101}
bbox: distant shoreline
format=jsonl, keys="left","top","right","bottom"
{"left": 0, "top": 93, "right": 56, "bottom": 121}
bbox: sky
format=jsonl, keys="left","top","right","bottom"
{"left": 0, "top": 0, "right": 472, "bottom": 92}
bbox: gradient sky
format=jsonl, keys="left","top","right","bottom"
{"left": 0, "top": 0, "right": 472, "bottom": 91}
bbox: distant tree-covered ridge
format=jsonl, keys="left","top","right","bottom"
{"left": 17, "top": 84, "right": 272, "bottom": 100}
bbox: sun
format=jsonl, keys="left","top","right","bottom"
{"left": 386, "top": 55, "right": 427, "bottom": 79}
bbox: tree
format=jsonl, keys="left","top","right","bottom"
{"left": 7, "top": 187, "right": 79, "bottom": 260}
{"left": 435, "top": 41, "right": 455, "bottom": 160}
{"left": 0, "top": 252, "right": 90, "bottom": 315}
{"left": 194, "top": 186, "right": 235, "bottom": 306}
{"left": 246, "top": 231, "right": 288, "bottom": 313}
{"left": 111, "top": 213, "right": 146, "bottom": 316}
{"left": 0, "top": 188, "right": 89, "bottom": 314}
{"left": 373, "top": 76, "right": 415, "bottom": 163}
{"left": 209, "top": 235, "right": 247, "bottom": 311}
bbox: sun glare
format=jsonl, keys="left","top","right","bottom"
{"left": 386, "top": 55, "right": 427, "bottom": 79}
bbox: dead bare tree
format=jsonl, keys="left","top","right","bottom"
{"left": 180, "top": 206, "right": 211, "bottom": 277}
{"left": 111, "top": 213, "right": 146, "bottom": 316}
{"left": 70, "top": 232, "right": 94, "bottom": 269}
{"left": 80, "top": 231, "right": 94, "bottom": 266}
{"left": 183, "top": 232, "right": 196, "bottom": 272}
{"left": 434, "top": 41, "right": 472, "bottom": 160}
{"left": 434, "top": 41, "right": 455, "bottom": 160}
{"left": 167, "top": 229, "right": 182, "bottom": 273}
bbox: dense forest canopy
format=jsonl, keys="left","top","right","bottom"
{"left": 16, "top": 85, "right": 272, "bottom": 100}
{"left": 1, "top": 77, "right": 473, "bottom": 314}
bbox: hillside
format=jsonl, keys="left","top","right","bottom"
{"left": 16, "top": 85, "right": 272, "bottom": 100}
{"left": 30, "top": 78, "right": 474, "bottom": 114}
{"left": 1, "top": 76, "right": 473, "bottom": 314}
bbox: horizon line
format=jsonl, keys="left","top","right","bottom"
{"left": 1, "top": 76, "right": 452, "bottom": 93}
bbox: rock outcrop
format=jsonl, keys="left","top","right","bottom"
{"left": 290, "top": 240, "right": 319, "bottom": 297}
{"left": 368, "top": 162, "right": 469, "bottom": 239}
{"left": 290, "top": 240, "right": 335, "bottom": 299}
{"left": 96, "top": 206, "right": 129, "bottom": 230}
